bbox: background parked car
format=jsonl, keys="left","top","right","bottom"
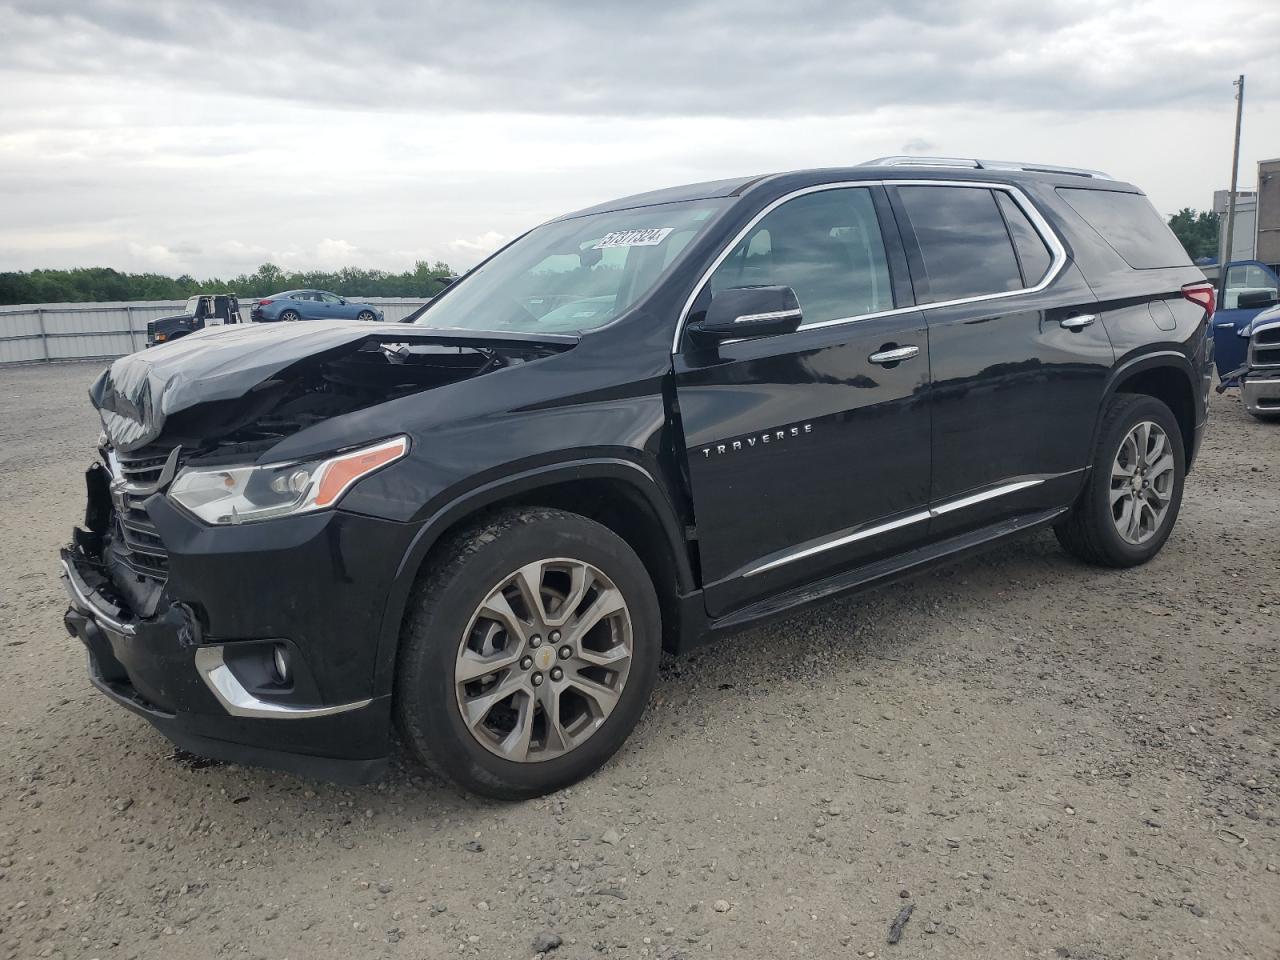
{"left": 1207, "top": 260, "right": 1280, "bottom": 381}
{"left": 146, "top": 294, "right": 241, "bottom": 346}
{"left": 1221, "top": 303, "right": 1280, "bottom": 420}
{"left": 251, "top": 290, "right": 384, "bottom": 323}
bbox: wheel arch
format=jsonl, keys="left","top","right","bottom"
{"left": 371, "top": 459, "right": 698, "bottom": 694}
{"left": 1098, "top": 351, "right": 1199, "bottom": 470}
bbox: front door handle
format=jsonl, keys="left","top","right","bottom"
{"left": 868, "top": 345, "right": 919, "bottom": 365}
{"left": 1060, "top": 313, "right": 1098, "bottom": 330}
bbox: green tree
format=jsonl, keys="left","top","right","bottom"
{"left": 0, "top": 261, "right": 457, "bottom": 306}
{"left": 1167, "top": 208, "right": 1221, "bottom": 262}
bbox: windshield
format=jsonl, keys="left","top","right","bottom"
{"left": 413, "top": 199, "right": 729, "bottom": 333}
{"left": 185, "top": 297, "right": 201, "bottom": 315}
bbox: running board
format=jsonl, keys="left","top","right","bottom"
{"left": 707, "top": 506, "right": 1067, "bottom": 634}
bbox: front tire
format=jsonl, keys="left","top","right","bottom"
{"left": 357, "top": 310, "right": 376, "bottom": 322}
{"left": 1055, "top": 394, "right": 1185, "bottom": 567}
{"left": 395, "top": 508, "right": 661, "bottom": 799}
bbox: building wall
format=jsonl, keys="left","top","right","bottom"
{"left": 1258, "top": 159, "right": 1280, "bottom": 267}
{"left": 1215, "top": 190, "right": 1258, "bottom": 263}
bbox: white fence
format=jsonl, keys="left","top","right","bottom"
{"left": 0, "top": 298, "right": 427, "bottom": 365}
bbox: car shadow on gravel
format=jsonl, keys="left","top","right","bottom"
{"left": 134, "top": 525, "right": 1081, "bottom": 813}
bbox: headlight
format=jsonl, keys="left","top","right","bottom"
{"left": 168, "top": 436, "right": 409, "bottom": 525}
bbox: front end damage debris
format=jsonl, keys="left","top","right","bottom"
{"left": 73, "top": 319, "right": 576, "bottom": 625}
{"left": 89, "top": 319, "right": 576, "bottom": 454}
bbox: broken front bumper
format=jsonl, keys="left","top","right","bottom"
{"left": 59, "top": 496, "right": 419, "bottom": 784}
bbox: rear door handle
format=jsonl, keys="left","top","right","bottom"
{"left": 1060, "top": 314, "right": 1098, "bottom": 330}
{"left": 868, "top": 345, "right": 919, "bottom": 365}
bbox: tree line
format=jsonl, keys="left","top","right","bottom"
{"left": 0, "top": 261, "right": 456, "bottom": 306}
{"left": 1167, "top": 208, "right": 1220, "bottom": 262}
{"left": 0, "top": 209, "right": 1229, "bottom": 306}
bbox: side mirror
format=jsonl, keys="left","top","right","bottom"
{"left": 688, "top": 286, "right": 803, "bottom": 344}
{"left": 1237, "top": 289, "right": 1279, "bottom": 309}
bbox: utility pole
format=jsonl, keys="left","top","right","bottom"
{"left": 1220, "top": 74, "right": 1245, "bottom": 303}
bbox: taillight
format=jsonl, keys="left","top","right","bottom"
{"left": 258, "top": 299, "right": 273, "bottom": 306}
{"left": 1181, "top": 282, "right": 1215, "bottom": 321}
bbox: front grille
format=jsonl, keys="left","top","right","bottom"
{"left": 109, "top": 445, "right": 183, "bottom": 585}
{"left": 1252, "top": 325, "right": 1280, "bottom": 369}
{"left": 116, "top": 449, "right": 171, "bottom": 487}
{"left": 1250, "top": 345, "right": 1280, "bottom": 369}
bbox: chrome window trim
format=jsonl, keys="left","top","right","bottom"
{"left": 740, "top": 476, "right": 1052, "bottom": 578}
{"left": 671, "top": 179, "right": 1067, "bottom": 352}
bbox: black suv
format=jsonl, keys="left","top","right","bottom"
{"left": 61, "top": 158, "right": 1214, "bottom": 798}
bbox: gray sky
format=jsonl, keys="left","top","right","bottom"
{"left": 2, "top": 0, "right": 1278, "bottom": 277}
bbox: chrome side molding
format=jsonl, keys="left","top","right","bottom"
{"left": 742, "top": 477, "right": 1051, "bottom": 578}
{"left": 745, "top": 509, "right": 932, "bottom": 577}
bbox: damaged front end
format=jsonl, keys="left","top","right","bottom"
{"left": 59, "top": 320, "right": 576, "bottom": 780}
{"left": 71, "top": 321, "right": 575, "bottom": 617}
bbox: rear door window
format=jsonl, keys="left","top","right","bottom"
{"left": 1057, "top": 188, "right": 1191, "bottom": 269}
{"left": 896, "top": 186, "right": 1023, "bottom": 302}
{"left": 995, "top": 191, "right": 1053, "bottom": 286}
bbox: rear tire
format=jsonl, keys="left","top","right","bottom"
{"left": 1055, "top": 394, "right": 1185, "bottom": 567}
{"left": 394, "top": 508, "right": 661, "bottom": 799}
{"left": 279, "top": 309, "right": 300, "bottom": 322}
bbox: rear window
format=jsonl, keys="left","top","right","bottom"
{"left": 1058, "top": 188, "right": 1191, "bottom": 270}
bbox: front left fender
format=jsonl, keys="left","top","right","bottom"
{"left": 367, "top": 456, "right": 694, "bottom": 696}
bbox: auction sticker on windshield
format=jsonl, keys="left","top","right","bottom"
{"left": 593, "top": 227, "right": 674, "bottom": 249}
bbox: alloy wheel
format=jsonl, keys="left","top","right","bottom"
{"left": 454, "top": 558, "right": 633, "bottom": 763}
{"left": 1110, "top": 420, "right": 1175, "bottom": 545}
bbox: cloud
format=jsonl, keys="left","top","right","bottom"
{"left": 899, "top": 138, "right": 937, "bottom": 154}
{"left": 0, "top": 1, "right": 1277, "bottom": 278}
{"left": 309, "top": 238, "right": 361, "bottom": 270}
{"left": 446, "top": 232, "right": 507, "bottom": 256}
{"left": 6, "top": 0, "right": 1277, "bottom": 117}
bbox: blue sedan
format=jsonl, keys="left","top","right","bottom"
{"left": 251, "top": 289, "right": 384, "bottom": 323}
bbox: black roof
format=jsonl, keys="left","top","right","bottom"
{"left": 558, "top": 161, "right": 1140, "bottom": 220}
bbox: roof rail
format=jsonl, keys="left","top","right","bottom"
{"left": 863, "top": 156, "right": 1115, "bottom": 181}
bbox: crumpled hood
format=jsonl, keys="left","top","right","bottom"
{"left": 89, "top": 319, "right": 576, "bottom": 451}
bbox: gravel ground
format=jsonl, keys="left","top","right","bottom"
{"left": 0, "top": 361, "right": 1277, "bottom": 960}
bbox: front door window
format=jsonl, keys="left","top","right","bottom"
{"left": 709, "top": 187, "right": 893, "bottom": 326}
